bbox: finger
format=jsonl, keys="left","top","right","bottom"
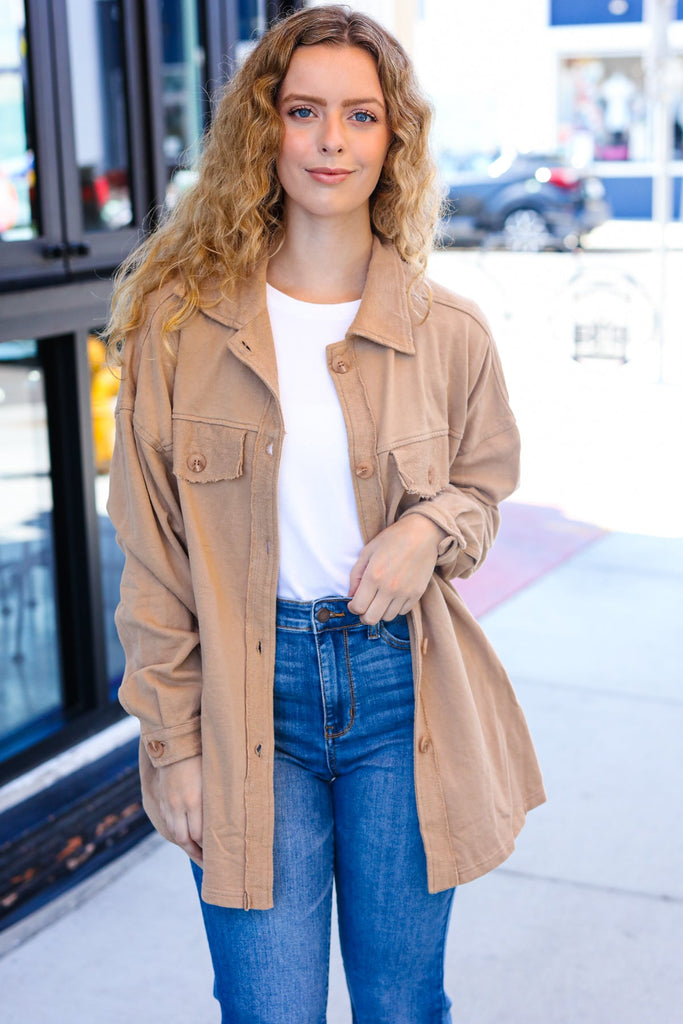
{"left": 381, "top": 598, "right": 408, "bottom": 622}
{"left": 348, "top": 576, "right": 378, "bottom": 617}
{"left": 187, "top": 805, "right": 203, "bottom": 850}
{"left": 358, "top": 592, "right": 395, "bottom": 625}
{"left": 348, "top": 550, "right": 371, "bottom": 599}
{"left": 168, "top": 814, "right": 203, "bottom": 864}
{"left": 182, "top": 838, "right": 204, "bottom": 865}
{"left": 397, "top": 595, "right": 416, "bottom": 616}
{"left": 184, "top": 805, "right": 204, "bottom": 863}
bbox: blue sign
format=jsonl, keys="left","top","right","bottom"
{"left": 551, "top": 1, "right": 642, "bottom": 24}
{"left": 551, "top": 0, "right": 683, "bottom": 23}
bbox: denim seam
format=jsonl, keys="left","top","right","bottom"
{"left": 325, "top": 628, "right": 357, "bottom": 741}
{"left": 313, "top": 629, "right": 337, "bottom": 779}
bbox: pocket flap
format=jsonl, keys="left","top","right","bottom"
{"left": 390, "top": 435, "right": 450, "bottom": 497}
{"left": 172, "top": 419, "right": 246, "bottom": 483}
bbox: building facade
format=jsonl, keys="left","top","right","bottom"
{"left": 415, "top": 0, "right": 683, "bottom": 218}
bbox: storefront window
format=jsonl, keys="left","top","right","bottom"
{"left": 88, "top": 334, "right": 124, "bottom": 701}
{"left": 0, "top": 341, "right": 63, "bottom": 762}
{"left": 558, "top": 56, "right": 648, "bottom": 164}
{"left": 0, "top": 0, "right": 39, "bottom": 242}
{"left": 66, "top": 0, "right": 134, "bottom": 231}
{"left": 238, "top": 0, "right": 267, "bottom": 47}
{"left": 159, "top": 0, "right": 208, "bottom": 209}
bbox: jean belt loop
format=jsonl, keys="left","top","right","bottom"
{"left": 367, "top": 622, "right": 379, "bottom": 640}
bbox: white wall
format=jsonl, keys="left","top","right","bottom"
{"left": 414, "top": 0, "right": 557, "bottom": 157}
{"left": 307, "top": 0, "right": 558, "bottom": 157}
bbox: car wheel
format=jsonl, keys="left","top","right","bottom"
{"left": 502, "top": 208, "right": 552, "bottom": 252}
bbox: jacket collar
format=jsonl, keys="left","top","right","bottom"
{"left": 192, "top": 236, "right": 417, "bottom": 355}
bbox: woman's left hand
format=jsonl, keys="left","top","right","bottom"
{"left": 347, "top": 516, "right": 447, "bottom": 625}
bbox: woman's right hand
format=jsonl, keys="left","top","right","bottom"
{"left": 157, "top": 754, "right": 204, "bottom": 864}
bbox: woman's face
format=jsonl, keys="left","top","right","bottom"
{"left": 275, "top": 44, "right": 392, "bottom": 229}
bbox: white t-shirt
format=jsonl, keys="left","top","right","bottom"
{"left": 266, "top": 283, "right": 365, "bottom": 601}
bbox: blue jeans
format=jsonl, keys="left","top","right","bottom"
{"left": 192, "top": 596, "right": 455, "bottom": 1024}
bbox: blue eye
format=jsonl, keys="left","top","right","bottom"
{"left": 352, "top": 110, "right": 376, "bottom": 123}
{"left": 290, "top": 106, "right": 314, "bottom": 119}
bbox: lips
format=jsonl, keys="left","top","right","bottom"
{"left": 306, "top": 167, "right": 353, "bottom": 183}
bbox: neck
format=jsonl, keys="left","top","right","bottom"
{"left": 267, "top": 210, "right": 374, "bottom": 303}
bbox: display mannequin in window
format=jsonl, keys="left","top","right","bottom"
{"left": 106, "top": 7, "right": 545, "bottom": 1022}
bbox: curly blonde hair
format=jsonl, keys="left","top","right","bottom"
{"left": 106, "top": 4, "right": 439, "bottom": 353}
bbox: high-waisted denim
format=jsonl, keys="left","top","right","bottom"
{"left": 192, "top": 596, "right": 455, "bottom": 1024}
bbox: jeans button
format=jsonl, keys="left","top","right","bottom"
{"left": 316, "top": 608, "right": 331, "bottom": 623}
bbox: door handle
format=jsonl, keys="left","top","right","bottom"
{"left": 67, "top": 241, "right": 91, "bottom": 256}
{"left": 42, "top": 242, "right": 67, "bottom": 259}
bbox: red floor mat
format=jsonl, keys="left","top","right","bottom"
{"left": 454, "top": 502, "right": 607, "bottom": 618}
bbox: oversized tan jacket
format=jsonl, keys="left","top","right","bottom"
{"left": 108, "top": 237, "right": 545, "bottom": 910}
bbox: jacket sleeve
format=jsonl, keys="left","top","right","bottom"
{"left": 400, "top": 328, "right": 520, "bottom": 582}
{"left": 107, "top": 302, "right": 202, "bottom": 768}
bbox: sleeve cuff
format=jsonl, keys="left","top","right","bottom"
{"left": 141, "top": 717, "right": 202, "bottom": 767}
{"left": 400, "top": 503, "right": 463, "bottom": 566}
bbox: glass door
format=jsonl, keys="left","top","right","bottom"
{"left": 156, "top": 0, "right": 210, "bottom": 210}
{"left": 55, "top": 0, "right": 149, "bottom": 273}
{"left": 0, "top": 0, "right": 65, "bottom": 284}
{"left": 0, "top": 340, "right": 64, "bottom": 762}
{"left": 0, "top": 0, "right": 156, "bottom": 286}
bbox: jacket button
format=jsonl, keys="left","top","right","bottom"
{"left": 316, "top": 607, "right": 331, "bottom": 622}
{"left": 333, "top": 355, "right": 350, "bottom": 373}
{"left": 147, "top": 739, "right": 165, "bottom": 758}
{"left": 418, "top": 736, "right": 431, "bottom": 754}
{"left": 355, "top": 462, "right": 374, "bottom": 479}
{"left": 187, "top": 453, "right": 206, "bottom": 473}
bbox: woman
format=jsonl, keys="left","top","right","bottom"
{"left": 107, "top": 6, "right": 545, "bottom": 1023}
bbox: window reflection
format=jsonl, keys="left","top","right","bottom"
{"left": 66, "top": 0, "right": 133, "bottom": 231}
{"left": 0, "top": 341, "right": 63, "bottom": 762}
{"left": 88, "top": 334, "right": 124, "bottom": 701}
{"left": 0, "top": 0, "right": 38, "bottom": 241}
{"left": 238, "top": 0, "right": 266, "bottom": 54}
{"left": 160, "top": 0, "right": 207, "bottom": 209}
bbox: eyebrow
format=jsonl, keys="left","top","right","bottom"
{"left": 280, "top": 93, "right": 385, "bottom": 110}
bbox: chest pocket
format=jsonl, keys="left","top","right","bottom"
{"left": 172, "top": 418, "right": 246, "bottom": 483}
{"left": 389, "top": 433, "right": 451, "bottom": 499}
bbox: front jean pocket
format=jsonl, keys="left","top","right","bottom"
{"left": 378, "top": 614, "right": 411, "bottom": 649}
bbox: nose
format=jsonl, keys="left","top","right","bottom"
{"left": 319, "top": 115, "right": 345, "bottom": 154}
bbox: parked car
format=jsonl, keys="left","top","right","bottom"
{"left": 437, "top": 151, "right": 610, "bottom": 251}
